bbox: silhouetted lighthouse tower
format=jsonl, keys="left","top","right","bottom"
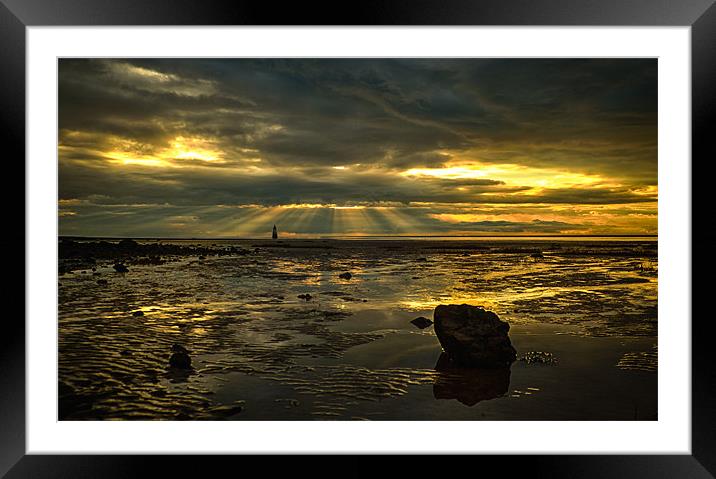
{"left": 272, "top": 224, "right": 278, "bottom": 239}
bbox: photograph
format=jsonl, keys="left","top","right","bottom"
{"left": 57, "top": 58, "right": 658, "bottom": 421}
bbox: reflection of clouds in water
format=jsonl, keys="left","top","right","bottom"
{"left": 616, "top": 345, "right": 657, "bottom": 372}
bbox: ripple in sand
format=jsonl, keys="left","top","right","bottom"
{"left": 616, "top": 346, "right": 657, "bottom": 372}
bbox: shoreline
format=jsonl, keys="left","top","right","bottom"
{"left": 60, "top": 234, "right": 658, "bottom": 241}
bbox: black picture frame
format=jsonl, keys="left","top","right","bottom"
{"left": 6, "top": 0, "right": 714, "bottom": 476}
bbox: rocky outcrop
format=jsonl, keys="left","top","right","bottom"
{"left": 433, "top": 304, "right": 516, "bottom": 367}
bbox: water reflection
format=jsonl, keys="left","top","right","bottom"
{"left": 166, "top": 368, "right": 194, "bottom": 384}
{"left": 432, "top": 353, "right": 511, "bottom": 406}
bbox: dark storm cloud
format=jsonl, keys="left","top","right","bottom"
{"left": 58, "top": 160, "right": 522, "bottom": 207}
{"left": 59, "top": 58, "right": 656, "bottom": 171}
{"left": 58, "top": 58, "right": 657, "bottom": 236}
{"left": 58, "top": 158, "right": 654, "bottom": 209}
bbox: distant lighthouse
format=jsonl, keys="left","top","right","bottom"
{"left": 272, "top": 224, "right": 278, "bottom": 239}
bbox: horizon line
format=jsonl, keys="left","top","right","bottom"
{"left": 59, "top": 233, "right": 658, "bottom": 240}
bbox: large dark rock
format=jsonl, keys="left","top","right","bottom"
{"left": 433, "top": 304, "right": 516, "bottom": 367}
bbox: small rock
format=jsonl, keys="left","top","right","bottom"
{"left": 530, "top": 252, "right": 544, "bottom": 259}
{"left": 171, "top": 343, "right": 189, "bottom": 354}
{"left": 410, "top": 316, "right": 433, "bottom": 329}
{"left": 113, "top": 263, "right": 129, "bottom": 273}
{"left": 297, "top": 293, "right": 312, "bottom": 301}
{"left": 96, "top": 279, "right": 108, "bottom": 285}
{"left": 169, "top": 351, "right": 192, "bottom": 370}
{"left": 132, "top": 311, "right": 144, "bottom": 317}
{"left": 338, "top": 272, "right": 352, "bottom": 280}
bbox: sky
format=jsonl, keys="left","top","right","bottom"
{"left": 58, "top": 58, "right": 657, "bottom": 238}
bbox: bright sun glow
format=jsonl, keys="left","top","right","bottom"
{"left": 402, "top": 162, "right": 614, "bottom": 189}
{"left": 164, "top": 136, "right": 222, "bottom": 162}
{"left": 102, "top": 135, "right": 223, "bottom": 167}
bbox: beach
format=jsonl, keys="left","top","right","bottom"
{"left": 58, "top": 237, "right": 657, "bottom": 420}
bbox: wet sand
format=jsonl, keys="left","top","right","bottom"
{"left": 58, "top": 238, "right": 657, "bottom": 420}
{"left": 206, "top": 320, "right": 657, "bottom": 421}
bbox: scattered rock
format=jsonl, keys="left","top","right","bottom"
{"left": 297, "top": 293, "right": 312, "bottom": 301}
{"left": 58, "top": 239, "right": 244, "bottom": 273}
{"left": 338, "top": 272, "right": 352, "bottom": 280}
{"left": 410, "top": 316, "right": 433, "bottom": 329}
{"left": 118, "top": 238, "right": 139, "bottom": 249}
{"left": 433, "top": 304, "right": 517, "bottom": 367}
{"left": 132, "top": 311, "right": 144, "bottom": 317}
{"left": 113, "top": 263, "right": 129, "bottom": 273}
{"left": 198, "top": 255, "right": 206, "bottom": 260}
{"left": 530, "top": 251, "right": 544, "bottom": 259}
{"left": 416, "top": 257, "right": 428, "bottom": 262}
{"left": 134, "top": 255, "right": 163, "bottom": 265}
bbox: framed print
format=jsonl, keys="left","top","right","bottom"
{"left": 7, "top": 0, "right": 715, "bottom": 476}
